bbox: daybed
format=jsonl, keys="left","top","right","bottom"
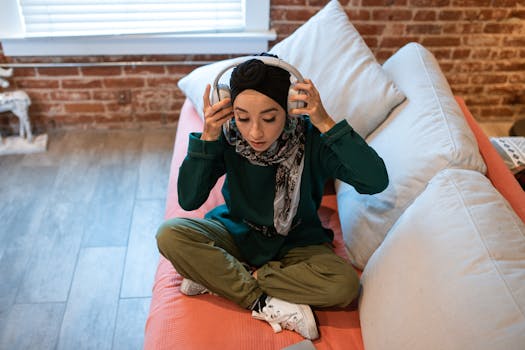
{"left": 145, "top": 2, "right": 525, "bottom": 349}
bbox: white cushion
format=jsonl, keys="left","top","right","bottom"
{"left": 177, "top": 56, "right": 246, "bottom": 121}
{"left": 336, "top": 42, "right": 487, "bottom": 269}
{"left": 359, "top": 169, "right": 525, "bottom": 350}
{"left": 269, "top": 0, "right": 405, "bottom": 138}
{"left": 177, "top": 0, "right": 405, "bottom": 139}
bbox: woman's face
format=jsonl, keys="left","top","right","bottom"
{"left": 233, "top": 89, "right": 287, "bottom": 152}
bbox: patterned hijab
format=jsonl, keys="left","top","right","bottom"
{"left": 223, "top": 54, "right": 306, "bottom": 236}
{"left": 223, "top": 116, "right": 305, "bottom": 236}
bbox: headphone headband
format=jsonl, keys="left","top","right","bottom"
{"left": 212, "top": 56, "right": 304, "bottom": 94}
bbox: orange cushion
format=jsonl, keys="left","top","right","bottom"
{"left": 455, "top": 97, "right": 525, "bottom": 223}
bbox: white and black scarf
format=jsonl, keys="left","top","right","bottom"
{"left": 223, "top": 116, "right": 306, "bottom": 236}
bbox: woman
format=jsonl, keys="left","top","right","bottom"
{"left": 156, "top": 55, "right": 388, "bottom": 340}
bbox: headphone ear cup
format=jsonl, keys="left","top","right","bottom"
{"left": 211, "top": 83, "right": 231, "bottom": 106}
{"left": 287, "top": 88, "right": 306, "bottom": 115}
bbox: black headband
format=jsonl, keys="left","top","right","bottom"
{"left": 230, "top": 56, "right": 291, "bottom": 113}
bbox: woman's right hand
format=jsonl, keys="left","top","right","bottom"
{"left": 201, "top": 84, "right": 233, "bottom": 141}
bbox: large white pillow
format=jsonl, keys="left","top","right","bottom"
{"left": 269, "top": 0, "right": 405, "bottom": 138}
{"left": 336, "top": 42, "right": 487, "bottom": 269}
{"left": 359, "top": 169, "right": 525, "bottom": 350}
{"left": 177, "top": 0, "right": 405, "bottom": 139}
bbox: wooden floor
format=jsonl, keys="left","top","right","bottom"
{"left": 0, "top": 128, "right": 175, "bottom": 350}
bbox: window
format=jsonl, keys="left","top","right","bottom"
{"left": 0, "top": 0, "right": 274, "bottom": 56}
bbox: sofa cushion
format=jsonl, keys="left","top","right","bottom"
{"left": 336, "top": 42, "right": 487, "bottom": 269}
{"left": 177, "top": 0, "right": 405, "bottom": 139}
{"left": 269, "top": 0, "right": 405, "bottom": 138}
{"left": 359, "top": 168, "right": 525, "bottom": 350}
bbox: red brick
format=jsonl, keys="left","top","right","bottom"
{"left": 452, "top": 0, "right": 491, "bottom": 5}
{"left": 409, "top": 0, "right": 449, "bottom": 6}
{"left": 92, "top": 91, "right": 118, "bottom": 101}
{"left": 503, "top": 37, "right": 525, "bottom": 46}
{"left": 381, "top": 36, "right": 420, "bottom": 48}
{"left": 271, "top": 0, "right": 306, "bottom": 5}
{"left": 146, "top": 77, "right": 179, "bottom": 88}
{"left": 414, "top": 10, "right": 436, "bottom": 21}
{"left": 362, "top": 36, "right": 378, "bottom": 48}
{"left": 465, "top": 95, "right": 501, "bottom": 106}
{"left": 361, "top": 0, "right": 408, "bottom": 5}
{"left": 65, "top": 103, "right": 105, "bottom": 113}
{"left": 451, "top": 86, "right": 484, "bottom": 95}
{"left": 354, "top": 23, "right": 386, "bottom": 36}
{"left": 15, "top": 79, "right": 60, "bottom": 89}
{"left": 50, "top": 91, "right": 91, "bottom": 101}
{"left": 11, "top": 68, "right": 37, "bottom": 77}
{"left": 376, "top": 49, "right": 396, "bottom": 62}
{"left": 438, "top": 10, "right": 462, "bottom": 21}
{"left": 463, "top": 35, "right": 500, "bottom": 47}
{"left": 62, "top": 79, "right": 103, "bottom": 89}
{"left": 372, "top": 9, "right": 413, "bottom": 21}
{"left": 82, "top": 66, "right": 122, "bottom": 76}
{"left": 123, "top": 65, "right": 166, "bottom": 75}
{"left": 166, "top": 65, "right": 199, "bottom": 75}
{"left": 509, "top": 72, "right": 525, "bottom": 84}
{"left": 443, "top": 23, "right": 484, "bottom": 34}
{"left": 345, "top": 9, "right": 371, "bottom": 21}
{"left": 484, "top": 23, "right": 522, "bottom": 34}
{"left": 491, "top": 0, "right": 517, "bottom": 6}
{"left": 432, "top": 49, "right": 452, "bottom": 59}
{"left": 479, "top": 9, "right": 510, "bottom": 20}
{"left": 510, "top": 10, "right": 525, "bottom": 19}
{"left": 454, "top": 61, "right": 493, "bottom": 73}
{"left": 105, "top": 103, "right": 133, "bottom": 113}
{"left": 446, "top": 73, "right": 470, "bottom": 85}
{"left": 103, "top": 78, "right": 145, "bottom": 89}
{"left": 452, "top": 48, "right": 471, "bottom": 59}
{"left": 406, "top": 24, "right": 442, "bottom": 35}
{"left": 480, "top": 107, "right": 514, "bottom": 118}
{"left": 491, "top": 50, "right": 518, "bottom": 60}
{"left": 284, "top": 9, "right": 318, "bottom": 21}
{"left": 38, "top": 67, "right": 79, "bottom": 76}
{"left": 470, "top": 74, "right": 508, "bottom": 84}
{"left": 421, "top": 36, "right": 461, "bottom": 46}
{"left": 31, "top": 103, "right": 64, "bottom": 114}
{"left": 494, "top": 62, "right": 525, "bottom": 72}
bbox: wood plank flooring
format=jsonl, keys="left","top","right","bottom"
{"left": 0, "top": 128, "right": 175, "bottom": 350}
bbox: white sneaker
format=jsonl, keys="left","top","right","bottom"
{"left": 252, "top": 296, "right": 319, "bottom": 340}
{"left": 180, "top": 278, "right": 208, "bottom": 296}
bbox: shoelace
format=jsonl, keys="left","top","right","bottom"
{"left": 252, "top": 306, "right": 300, "bottom": 333}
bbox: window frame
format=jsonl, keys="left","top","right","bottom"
{"left": 0, "top": 0, "right": 275, "bottom": 56}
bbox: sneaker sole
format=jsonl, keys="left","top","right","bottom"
{"left": 296, "top": 304, "right": 319, "bottom": 340}
{"left": 180, "top": 279, "right": 207, "bottom": 296}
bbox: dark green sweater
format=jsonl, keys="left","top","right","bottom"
{"left": 178, "top": 119, "right": 388, "bottom": 267}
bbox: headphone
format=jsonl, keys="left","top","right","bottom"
{"left": 210, "top": 55, "right": 306, "bottom": 115}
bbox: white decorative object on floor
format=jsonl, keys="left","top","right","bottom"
{"left": 0, "top": 67, "right": 47, "bottom": 155}
{"left": 0, "top": 67, "right": 13, "bottom": 88}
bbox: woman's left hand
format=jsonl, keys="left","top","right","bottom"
{"left": 290, "top": 78, "right": 336, "bottom": 133}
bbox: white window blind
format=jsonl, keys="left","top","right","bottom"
{"left": 0, "top": 0, "right": 274, "bottom": 56}
{"left": 18, "top": 0, "right": 245, "bottom": 38}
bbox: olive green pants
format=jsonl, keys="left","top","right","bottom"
{"left": 156, "top": 217, "right": 359, "bottom": 309}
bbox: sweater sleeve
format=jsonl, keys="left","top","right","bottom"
{"left": 320, "top": 120, "right": 389, "bottom": 194}
{"left": 177, "top": 132, "right": 226, "bottom": 210}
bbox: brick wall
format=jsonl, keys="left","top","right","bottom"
{"left": 1, "top": 0, "right": 524, "bottom": 134}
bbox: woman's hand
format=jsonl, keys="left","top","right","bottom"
{"left": 290, "top": 79, "right": 335, "bottom": 134}
{"left": 201, "top": 84, "right": 234, "bottom": 141}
